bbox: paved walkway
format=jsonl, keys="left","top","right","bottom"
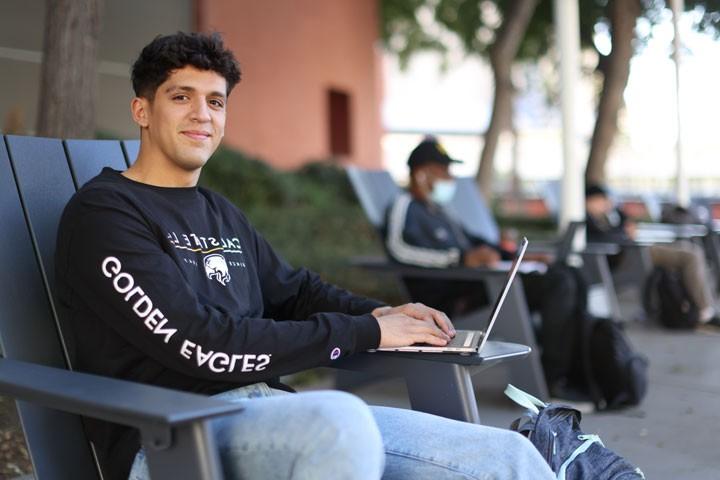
{"left": 301, "top": 321, "right": 720, "bottom": 479}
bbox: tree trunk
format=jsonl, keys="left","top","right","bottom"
{"left": 585, "top": 0, "right": 641, "bottom": 185}
{"left": 36, "top": 0, "right": 102, "bottom": 139}
{"left": 476, "top": 0, "right": 539, "bottom": 199}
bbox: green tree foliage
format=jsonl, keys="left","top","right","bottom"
{"left": 380, "top": 0, "right": 719, "bottom": 186}
{"left": 382, "top": 0, "right": 543, "bottom": 197}
{"left": 381, "top": 0, "right": 451, "bottom": 67}
{"left": 686, "top": 0, "right": 720, "bottom": 36}
{"left": 199, "top": 146, "right": 405, "bottom": 304}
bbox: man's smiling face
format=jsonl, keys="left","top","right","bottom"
{"left": 135, "top": 66, "right": 227, "bottom": 174}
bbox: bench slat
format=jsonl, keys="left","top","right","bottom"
{"left": 1, "top": 135, "right": 99, "bottom": 479}
{"left": 64, "top": 139, "right": 127, "bottom": 188}
{"left": 5, "top": 135, "right": 77, "bottom": 303}
{"left": 122, "top": 139, "right": 140, "bottom": 166}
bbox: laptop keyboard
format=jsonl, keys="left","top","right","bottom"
{"left": 448, "top": 330, "right": 484, "bottom": 348}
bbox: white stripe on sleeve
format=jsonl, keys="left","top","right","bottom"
{"left": 385, "top": 194, "right": 461, "bottom": 268}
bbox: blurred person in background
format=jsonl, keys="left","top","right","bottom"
{"left": 384, "top": 137, "right": 590, "bottom": 400}
{"left": 585, "top": 184, "right": 719, "bottom": 327}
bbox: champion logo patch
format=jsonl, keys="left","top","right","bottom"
{"left": 330, "top": 347, "right": 341, "bottom": 360}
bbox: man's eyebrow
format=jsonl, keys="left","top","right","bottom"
{"left": 164, "top": 85, "right": 226, "bottom": 99}
{"left": 165, "top": 85, "right": 195, "bottom": 94}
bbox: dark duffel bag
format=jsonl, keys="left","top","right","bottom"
{"left": 506, "top": 384, "right": 645, "bottom": 480}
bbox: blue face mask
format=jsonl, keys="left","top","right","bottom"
{"left": 430, "top": 179, "right": 457, "bottom": 205}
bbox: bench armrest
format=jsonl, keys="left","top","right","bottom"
{"left": 515, "top": 240, "right": 621, "bottom": 257}
{"left": 583, "top": 242, "right": 622, "bottom": 255}
{"left": 635, "top": 222, "right": 708, "bottom": 242}
{"left": 337, "top": 340, "right": 530, "bottom": 370}
{"left": 0, "top": 358, "right": 243, "bottom": 433}
{"left": 350, "top": 255, "right": 515, "bottom": 281}
{"left": 525, "top": 240, "right": 557, "bottom": 253}
{"left": 0, "top": 358, "right": 246, "bottom": 478}
{"left": 636, "top": 221, "right": 707, "bottom": 235}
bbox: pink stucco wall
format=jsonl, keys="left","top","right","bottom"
{"left": 199, "top": 0, "right": 383, "bottom": 170}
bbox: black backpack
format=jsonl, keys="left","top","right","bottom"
{"left": 583, "top": 317, "right": 648, "bottom": 410}
{"left": 565, "top": 268, "right": 648, "bottom": 410}
{"left": 643, "top": 266, "right": 700, "bottom": 329}
{"left": 506, "top": 384, "right": 645, "bottom": 479}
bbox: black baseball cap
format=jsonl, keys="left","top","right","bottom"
{"left": 407, "top": 137, "right": 462, "bottom": 169}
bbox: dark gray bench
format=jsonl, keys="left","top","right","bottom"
{"left": 0, "top": 135, "right": 531, "bottom": 478}
{"left": 346, "top": 166, "right": 549, "bottom": 398}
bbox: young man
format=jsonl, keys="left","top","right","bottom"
{"left": 55, "top": 33, "right": 554, "bottom": 480}
{"left": 383, "top": 137, "right": 585, "bottom": 399}
{"left": 585, "top": 183, "right": 719, "bottom": 326}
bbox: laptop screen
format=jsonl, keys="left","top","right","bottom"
{"left": 476, "top": 237, "right": 529, "bottom": 351}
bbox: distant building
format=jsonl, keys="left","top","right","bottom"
{"left": 0, "top": 0, "right": 383, "bottom": 169}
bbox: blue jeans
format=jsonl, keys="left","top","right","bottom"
{"left": 129, "top": 384, "right": 554, "bottom": 479}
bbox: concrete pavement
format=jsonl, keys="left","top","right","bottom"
{"left": 301, "top": 322, "right": 720, "bottom": 479}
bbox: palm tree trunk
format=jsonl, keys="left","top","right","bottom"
{"left": 476, "top": 0, "right": 539, "bottom": 199}
{"left": 585, "top": 0, "right": 641, "bottom": 185}
{"left": 36, "top": 0, "right": 102, "bottom": 138}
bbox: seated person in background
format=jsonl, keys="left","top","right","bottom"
{"left": 383, "top": 137, "right": 585, "bottom": 398}
{"left": 55, "top": 33, "right": 555, "bottom": 480}
{"left": 585, "top": 183, "right": 719, "bottom": 326}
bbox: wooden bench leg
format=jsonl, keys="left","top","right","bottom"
{"left": 404, "top": 363, "right": 481, "bottom": 424}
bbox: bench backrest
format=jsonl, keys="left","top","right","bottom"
{"left": 445, "top": 177, "right": 500, "bottom": 244}
{"left": 122, "top": 139, "right": 140, "bottom": 166}
{"left": 65, "top": 139, "right": 128, "bottom": 187}
{"left": 346, "top": 168, "right": 501, "bottom": 245}
{"left": 345, "top": 166, "right": 402, "bottom": 229}
{"left": 0, "top": 135, "right": 135, "bottom": 479}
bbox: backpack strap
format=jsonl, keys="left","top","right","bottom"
{"left": 504, "top": 384, "right": 547, "bottom": 414}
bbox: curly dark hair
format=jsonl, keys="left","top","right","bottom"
{"left": 131, "top": 32, "right": 241, "bottom": 99}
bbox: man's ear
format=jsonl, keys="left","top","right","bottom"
{"left": 131, "top": 97, "right": 150, "bottom": 128}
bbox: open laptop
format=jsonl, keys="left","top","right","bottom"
{"left": 371, "top": 237, "right": 529, "bottom": 355}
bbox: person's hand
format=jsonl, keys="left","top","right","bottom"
{"left": 372, "top": 303, "right": 455, "bottom": 337}
{"left": 463, "top": 245, "right": 501, "bottom": 268}
{"left": 371, "top": 303, "right": 455, "bottom": 348}
{"left": 373, "top": 313, "right": 451, "bottom": 348}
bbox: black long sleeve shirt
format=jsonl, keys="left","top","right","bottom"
{"left": 55, "top": 168, "right": 383, "bottom": 479}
